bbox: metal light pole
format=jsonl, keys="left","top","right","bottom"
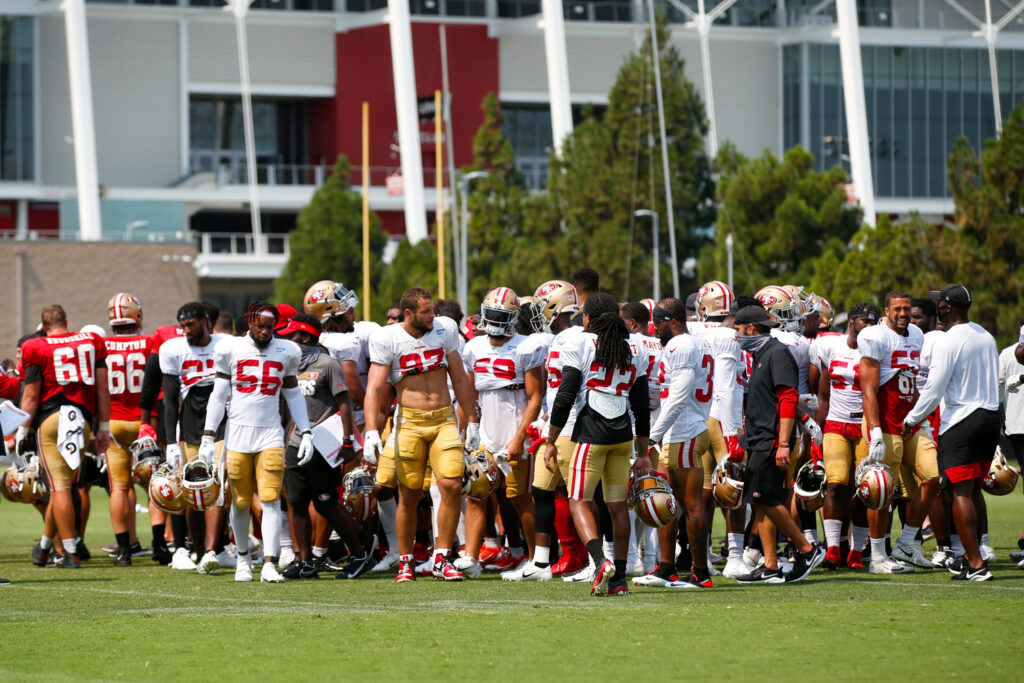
{"left": 647, "top": 0, "right": 679, "bottom": 298}
{"left": 634, "top": 209, "right": 660, "bottom": 301}
{"left": 725, "top": 232, "right": 734, "bottom": 292}
{"left": 226, "top": 0, "right": 264, "bottom": 252}
{"left": 457, "top": 170, "right": 490, "bottom": 311}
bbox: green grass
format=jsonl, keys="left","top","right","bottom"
{"left": 1, "top": 489, "right": 1023, "bottom": 681}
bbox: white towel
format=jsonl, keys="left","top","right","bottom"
{"left": 57, "top": 405, "right": 86, "bottom": 470}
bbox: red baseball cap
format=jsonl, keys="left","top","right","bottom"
{"left": 275, "top": 304, "right": 297, "bottom": 332}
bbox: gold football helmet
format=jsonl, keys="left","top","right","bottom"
{"left": 531, "top": 280, "right": 580, "bottom": 334}
{"left": 695, "top": 281, "right": 734, "bottom": 321}
{"left": 130, "top": 437, "right": 163, "bottom": 487}
{"left": 303, "top": 280, "right": 359, "bottom": 321}
{"left": 149, "top": 463, "right": 186, "bottom": 514}
{"left": 809, "top": 293, "right": 833, "bottom": 329}
{"left": 463, "top": 448, "right": 502, "bottom": 500}
{"left": 855, "top": 460, "right": 896, "bottom": 510}
{"left": 983, "top": 447, "right": 1020, "bottom": 496}
{"left": 107, "top": 292, "right": 143, "bottom": 329}
{"left": 712, "top": 459, "right": 745, "bottom": 509}
{"left": 182, "top": 460, "right": 220, "bottom": 511}
{"left": 794, "top": 460, "right": 826, "bottom": 511}
{"left": 755, "top": 285, "right": 803, "bottom": 332}
{"left": 343, "top": 467, "right": 376, "bottom": 521}
{"left": 630, "top": 472, "right": 677, "bottom": 528}
{"left": 479, "top": 287, "right": 520, "bottom": 337}
{"left": 1, "top": 461, "right": 46, "bottom": 504}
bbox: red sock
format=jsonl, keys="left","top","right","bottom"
{"left": 554, "top": 496, "right": 583, "bottom": 556}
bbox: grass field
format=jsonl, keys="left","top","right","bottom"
{"left": 1, "top": 489, "right": 1023, "bottom": 681}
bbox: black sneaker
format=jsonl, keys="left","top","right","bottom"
{"left": 57, "top": 552, "right": 80, "bottom": 569}
{"left": 338, "top": 553, "right": 373, "bottom": 580}
{"left": 129, "top": 542, "right": 145, "bottom": 557}
{"left": 77, "top": 543, "right": 91, "bottom": 562}
{"left": 152, "top": 544, "right": 173, "bottom": 566}
{"left": 113, "top": 546, "right": 132, "bottom": 567}
{"left": 608, "top": 575, "right": 629, "bottom": 595}
{"left": 32, "top": 543, "right": 51, "bottom": 567}
{"left": 736, "top": 564, "right": 784, "bottom": 584}
{"left": 282, "top": 561, "right": 319, "bottom": 580}
{"left": 315, "top": 555, "right": 346, "bottom": 573}
{"left": 786, "top": 543, "right": 826, "bottom": 583}
{"left": 952, "top": 562, "right": 993, "bottom": 582}
{"left": 0, "top": 577, "right": 10, "bottom": 586}
{"left": 947, "top": 556, "right": 969, "bottom": 576}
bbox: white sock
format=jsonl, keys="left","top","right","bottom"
{"left": 870, "top": 537, "right": 887, "bottom": 560}
{"left": 534, "top": 546, "right": 550, "bottom": 566}
{"left": 62, "top": 538, "right": 77, "bottom": 555}
{"left": 40, "top": 536, "right": 53, "bottom": 551}
{"left": 626, "top": 510, "right": 639, "bottom": 565}
{"left": 434, "top": 547, "right": 450, "bottom": 560}
{"left": 279, "top": 511, "right": 292, "bottom": 550}
{"left": 261, "top": 499, "right": 282, "bottom": 559}
{"left": 429, "top": 483, "right": 442, "bottom": 546}
{"left": 981, "top": 533, "right": 990, "bottom": 547}
{"left": 644, "top": 526, "right": 660, "bottom": 564}
{"left": 803, "top": 529, "right": 819, "bottom": 544}
{"left": 851, "top": 525, "right": 869, "bottom": 551}
{"left": 728, "top": 533, "right": 745, "bottom": 561}
{"left": 312, "top": 546, "right": 327, "bottom": 558}
{"left": 823, "top": 519, "right": 843, "bottom": 549}
{"left": 230, "top": 504, "right": 251, "bottom": 556}
{"left": 377, "top": 497, "right": 398, "bottom": 553}
{"left": 897, "top": 524, "right": 919, "bottom": 545}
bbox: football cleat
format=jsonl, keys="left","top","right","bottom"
{"left": 670, "top": 571, "right": 713, "bottom": 589}
{"left": 339, "top": 553, "right": 373, "bottom": 580}
{"left": 197, "top": 550, "right": 220, "bottom": 575}
{"left": 234, "top": 554, "right": 253, "bottom": 582}
{"left": 892, "top": 540, "right": 935, "bottom": 569}
{"left": 113, "top": 546, "right": 132, "bottom": 567}
{"left": 632, "top": 565, "right": 680, "bottom": 587}
{"left": 565, "top": 558, "right": 596, "bottom": 583}
{"left": 415, "top": 558, "right": 435, "bottom": 577}
{"left": 950, "top": 561, "right": 993, "bottom": 581}
{"left": 846, "top": 550, "right": 865, "bottom": 570}
{"left": 152, "top": 543, "right": 172, "bottom": 566}
{"left": 608, "top": 575, "right": 629, "bottom": 595}
{"left": 516, "top": 561, "right": 553, "bottom": 582}
{"left": 483, "top": 547, "right": 521, "bottom": 572}
{"left": 931, "top": 547, "right": 956, "bottom": 568}
{"left": 590, "top": 560, "right": 615, "bottom": 596}
{"left": 31, "top": 542, "right": 51, "bottom": 568}
{"left": 453, "top": 556, "right": 483, "bottom": 579}
{"left": 477, "top": 544, "right": 501, "bottom": 566}
{"left": 170, "top": 547, "right": 197, "bottom": 570}
{"left": 1017, "top": 556, "right": 1024, "bottom": 570}
{"left": 550, "top": 551, "right": 585, "bottom": 577}
{"left": 395, "top": 560, "right": 415, "bottom": 583}
{"left": 432, "top": 554, "right": 464, "bottom": 581}
{"left": 723, "top": 558, "right": 756, "bottom": 578}
{"left": 735, "top": 565, "right": 785, "bottom": 583}
{"left": 822, "top": 545, "right": 842, "bottom": 570}
{"left": 56, "top": 552, "right": 80, "bottom": 569}
{"left": 77, "top": 543, "right": 91, "bottom": 562}
{"left": 743, "top": 547, "right": 763, "bottom": 567}
{"left": 260, "top": 562, "right": 285, "bottom": 583}
{"left": 869, "top": 556, "right": 915, "bottom": 574}
{"left": 278, "top": 546, "right": 296, "bottom": 571}
{"left": 372, "top": 552, "right": 400, "bottom": 572}
{"left": 283, "top": 560, "right": 319, "bottom": 580}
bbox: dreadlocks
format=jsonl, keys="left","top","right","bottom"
{"left": 583, "top": 292, "right": 632, "bottom": 372}
{"left": 245, "top": 300, "right": 278, "bottom": 326}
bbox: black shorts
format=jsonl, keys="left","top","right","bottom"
{"left": 741, "top": 449, "right": 786, "bottom": 508}
{"left": 284, "top": 445, "right": 341, "bottom": 509}
{"left": 938, "top": 408, "right": 1001, "bottom": 485}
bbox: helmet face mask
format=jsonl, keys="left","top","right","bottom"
{"left": 182, "top": 460, "right": 220, "bottom": 511}
{"left": 756, "top": 285, "right": 803, "bottom": 332}
{"left": 794, "top": 461, "right": 826, "bottom": 511}
{"left": 130, "top": 437, "right": 163, "bottom": 487}
{"left": 2, "top": 462, "right": 46, "bottom": 504}
{"left": 343, "top": 467, "right": 376, "bottom": 521}
{"left": 304, "top": 280, "right": 359, "bottom": 322}
{"left": 478, "top": 287, "right": 520, "bottom": 337}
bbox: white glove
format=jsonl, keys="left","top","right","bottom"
{"left": 1007, "top": 374, "right": 1024, "bottom": 393}
{"left": 867, "top": 426, "right": 886, "bottom": 464}
{"left": 296, "top": 431, "right": 315, "bottom": 466}
{"left": 197, "top": 435, "right": 216, "bottom": 468}
{"left": 165, "top": 443, "right": 182, "bottom": 469}
{"left": 362, "top": 430, "right": 382, "bottom": 466}
{"left": 15, "top": 425, "right": 30, "bottom": 456}
{"left": 493, "top": 450, "right": 512, "bottom": 476}
{"left": 803, "top": 418, "right": 823, "bottom": 447}
{"left": 465, "top": 421, "right": 481, "bottom": 451}
{"left": 799, "top": 393, "right": 819, "bottom": 414}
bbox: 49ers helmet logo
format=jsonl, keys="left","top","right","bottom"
{"left": 536, "top": 282, "right": 558, "bottom": 297}
{"left": 759, "top": 292, "right": 779, "bottom": 306}
{"left": 308, "top": 286, "right": 329, "bottom": 304}
{"left": 159, "top": 483, "right": 173, "bottom": 499}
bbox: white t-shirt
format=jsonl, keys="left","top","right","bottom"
{"left": 815, "top": 333, "right": 864, "bottom": 425}
{"left": 905, "top": 322, "right": 999, "bottom": 434}
{"left": 650, "top": 333, "right": 713, "bottom": 444}
{"left": 463, "top": 333, "right": 547, "bottom": 452}
{"left": 159, "top": 333, "right": 226, "bottom": 398}
{"left": 999, "top": 343, "right": 1024, "bottom": 435}
{"left": 368, "top": 316, "right": 461, "bottom": 387}
{"left": 212, "top": 334, "right": 301, "bottom": 452}
{"left": 544, "top": 326, "right": 583, "bottom": 437}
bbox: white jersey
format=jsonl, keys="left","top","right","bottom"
{"left": 463, "top": 333, "right": 547, "bottom": 452}
{"left": 650, "top": 332, "right": 713, "bottom": 443}
{"left": 213, "top": 334, "right": 301, "bottom": 452}
{"left": 544, "top": 326, "right": 584, "bottom": 437}
{"left": 703, "top": 326, "right": 744, "bottom": 437}
{"left": 630, "top": 332, "right": 664, "bottom": 418}
{"left": 858, "top": 321, "right": 924, "bottom": 432}
{"left": 561, "top": 330, "right": 645, "bottom": 420}
{"left": 999, "top": 343, "right": 1024, "bottom": 435}
{"left": 159, "top": 333, "right": 226, "bottom": 398}
{"left": 368, "top": 316, "right": 461, "bottom": 387}
{"left": 772, "top": 328, "right": 811, "bottom": 394}
{"left": 815, "top": 333, "right": 864, "bottom": 425}
{"left": 320, "top": 331, "right": 361, "bottom": 365}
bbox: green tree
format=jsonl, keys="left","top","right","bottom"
{"left": 275, "top": 155, "right": 387, "bottom": 308}
{"left": 371, "top": 238, "right": 439, "bottom": 320}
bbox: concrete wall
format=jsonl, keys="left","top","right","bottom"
{"left": 1, "top": 242, "right": 199, "bottom": 357}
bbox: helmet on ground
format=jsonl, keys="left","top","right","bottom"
{"left": 983, "top": 447, "right": 1020, "bottom": 496}
{"left": 630, "top": 472, "right": 677, "bottom": 528}
{"left": 478, "top": 287, "right": 520, "bottom": 337}
{"left": 532, "top": 280, "right": 579, "bottom": 334}
{"left": 855, "top": 460, "right": 896, "bottom": 510}
{"left": 696, "top": 281, "right": 734, "bottom": 322}
{"left": 130, "top": 437, "right": 163, "bottom": 487}
{"left": 182, "top": 459, "right": 220, "bottom": 511}
{"left": 303, "top": 280, "right": 359, "bottom": 321}
{"left": 343, "top": 467, "right": 376, "bottom": 521}
{"left": 794, "top": 460, "right": 826, "bottom": 511}
{"left": 1, "top": 461, "right": 46, "bottom": 504}
{"left": 712, "top": 459, "right": 745, "bottom": 510}
{"left": 149, "top": 462, "right": 185, "bottom": 514}
{"left": 463, "top": 447, "right": 502, "bottom": 500}
{"left": 755, "top": 285, "right": 803, "bottom": 332}
{"left": 108, "top": 292, "right": 143, "bottom": 328}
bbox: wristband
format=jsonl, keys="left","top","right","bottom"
{"left": 98, "top": 421, "right": 110, "bottom": 432}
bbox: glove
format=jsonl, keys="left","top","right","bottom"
{"left": 723, "top": 435, "right": 745, "bottom": 463}
{"left": 867, "top": 426, "right": 886, "bottom": 464}
{"left": 138, "top": 422, "right": 158, "bottom": 441}
{"left": 165, "top": 443, "right": 182, "bottom": 469}
{"left": 197, "top": 435, "right": 216, "bottom": 468}
{"left": 1008, "top": 374, "right": 1024, "bottom": 393}
{"left": 95, "top": 451, "right": 107, "bottom": 474}
{"left": 799, "top": 393, "right": 819, "bottom": 414}
{"left": 362, "top": 430, "right": 382, "bottom": 466}
{"left": 801, "top": 415, "right": 823, "bottom": 447}
{"left": 809, "top": 443, "right": 823, "bottom": 465}
{"left": 465, "top": 421, "right": 480, "bottom": 451}
{"left": 296, "top": 430, "right": 314, "bottom": 467}
{"left": 15, "top": 425, "right": 30, "bottom": 457}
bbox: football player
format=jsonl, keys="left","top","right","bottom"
{"left": 459, "top": 288, "right": 547, "bottom": 580}
{"left": 19, "top": 305, "right": 111, "bottom": 568}
{"left": 858, "top": 290, "right": 939, "bottom": 573}
{"left": 202, "top": 302, "right": 314, "bottom": 583}
{"left": 544, "top": 292, "right": 650, "bottom": 596}
{"left": 362, "top": 287, "right": 479, "bottom": 582}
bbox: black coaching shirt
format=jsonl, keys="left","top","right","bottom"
{"left": 741, "top": 337, "right": 798, "bottom": 453}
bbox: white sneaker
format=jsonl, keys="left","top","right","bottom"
{"left": 453, "top": 556, "right": 482, "bottom": 579}
{"left": 372, "top": 552, "right": 400, "bottom": 572}
{"left": 980, "top": 544, "right": 996, "bottom": 562}
{"left": 278, "top": 546, "right": 296, "bottom": 570}
{"left": 723, "top": 557, "right": 755, "bottom": 579}
{"left": 216, "top": 549, "right": 237, "bottom": 570}
{"left": 632, "top": 569, "right": 679, "bottom": 587}
{"left": 870, "top": 556, "right": 915, "bottom": 574}
{"left": 930, "top": 547, "right": 955, "bottom": 568}
{"left": 260, "top": 561, "right": 284, "bottom": 583}
{"left": 563, "top": 558, "right": 596, "bottom": 582}
{"left": 743, "top": 547, "right": 763, "bottom": 567}
{"left": 171, "top": 547, "right": 196, "bottom": 570}
{"left": 517, "top": 561, "right": 552, "bottom": 581}
{"left": 501, "top": 562, "right": 527, "bottom": 581}
{"left": 892, "top": 540, "right": 935, "bottom": 568}
{"left": 196, "top": 550, "right": 220, "bottom": 575}
{"left": 235, "top": 554, "right": 253, "bottom": 582}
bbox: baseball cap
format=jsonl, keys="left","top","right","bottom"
{"left": 274, "top": 303, "right": 297, "bottom": 332}
{"left": 277, "top": 312, "right": 322, "bottom": 340}
{"left": 734, "top": 305, "right": 779, "bottom": 328}
{"left": 929, "top": 284, "right": 972, "bottom": 308}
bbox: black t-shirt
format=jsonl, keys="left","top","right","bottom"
{"left": 741, "top": 337, "right": 798, "bottom": 453}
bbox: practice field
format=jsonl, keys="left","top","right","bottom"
{"left": 1, "top": 490, "right": 1023, "bottom": 681}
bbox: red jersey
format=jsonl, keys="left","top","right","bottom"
{"left": 103, "top": 334, "right": 153, "bottom": 421}
{"left": 21, "top": 332, "right": 108, "bottom": 418}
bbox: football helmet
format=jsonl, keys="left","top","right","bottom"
{"left": 532, "top": 280, "right": 580, "bottom": 334}
{"left": 809, "top": 293, "right": 833, "bottom": 328}
{"left": 130, "top": 437, "right": 163, "bottom": 487}
{"left": 712, "top": 459, "right": 745, "bottom": 510}
{"left": 149, "top": 463, "right": 185, "bottom": 514}
{"left": 1, "top": 460, "right": 46, "bottom": 504}
{"left": 983, "top": 447, "right": 1020, "bottom": 496}
{"left": 695, "top": 281, "right": 734, "bottom": 321}
{"left": 107, "top": 292, "right": 143, "bottom": 328}
{"left": 794, "top": 460, "right": 826, "bottom": 511}
{"left": 478, "top": 287, "right": 520, "bottom": 337}
{"left": 463, "top": 447, "right": 502, "bottom": 500}
{"left": 855, "top": 460, "right": 896, "bottom": 510}
{"left": 630, "top": 472, "right": 677, "bottom": 528}
{"left": 182, "top": 459, "right": 220, "bottom": 511}
{"left": 755, "top": 285, "right": 803, "bottom": 332}
{"left": 303, "top": 280, "right": 359, "bottom": 321}
{"left": 343, "top": 467, "right": 376, "bottom": 522}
